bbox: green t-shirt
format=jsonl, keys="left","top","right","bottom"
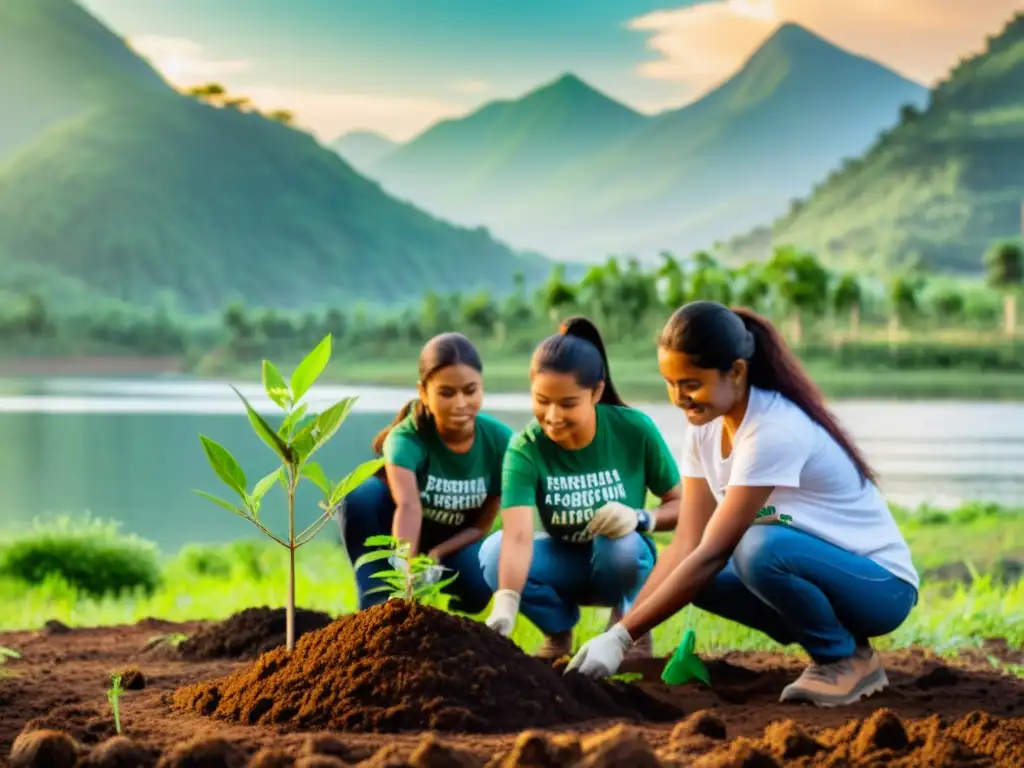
{"left": 382, "top": 411, "right": 514, "bottom": 542}
{"left": 501, "top": 404, "right": 680, "bottom": 544}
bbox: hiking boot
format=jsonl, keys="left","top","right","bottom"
{"left": 779, "top": 645, "right": 889, "bottom": 707}
{"left": 534, "top": 630, "right": 573, "bottom": 660}
{"left": 607, "top": 607, "right": 652, "bottom": 659}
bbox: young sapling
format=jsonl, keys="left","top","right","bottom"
{"left": 196, "top": 334, "right": 384, "bottom": 650}
{"left": 0, "top": 647, "right": 20, "bottom": 678}
{"left": 354, "top": 534, "right": 458, "bottom": 607}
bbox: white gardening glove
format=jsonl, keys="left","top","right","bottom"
{"left": 588, "top": 501, "right": 647, "bottom": 539}
{"left": 485, "top": 589, "right": 521, "bottom": 637}
{"left": 564, "top": 623, "right": 633, "bottom": 679}
{"left": 420, "top": 563, "right": 446, "bottom": 586}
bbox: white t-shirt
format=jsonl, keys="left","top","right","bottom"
{"left": 682, "top": 386, "right": 919, "bottom": 589}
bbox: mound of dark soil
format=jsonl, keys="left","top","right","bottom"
{"left": 172, "top": 600, "right": 682, "bottom": 734}
{"left": 178, "top": 607, "right": 335, "bottom": 661}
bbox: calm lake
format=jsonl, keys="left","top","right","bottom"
{"left": 0, "top": 377, "right": 1021, "bottom": 553}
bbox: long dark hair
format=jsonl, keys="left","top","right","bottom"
{"left": 371, "top": 332, "right": 483, "bottom": 455}
{"left": 658, "top": 301, "right": 876, "bottom": 484}
{"left": 531, "top": 316, "right": 626, "bottom": 407}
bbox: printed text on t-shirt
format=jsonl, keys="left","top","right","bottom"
{"left": 420, "top": 475, "right": 488, "bottom": 526}
{"left": 544, "top": 470, "right": 628, "bottom": 542}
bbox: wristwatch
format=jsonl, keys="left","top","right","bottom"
{"left": 636, "top": 508, "right": 652, "bottom": 533}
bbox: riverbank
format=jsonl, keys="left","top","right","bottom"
{"left": 3, "top": 353, "right": 1024, "bottom": 401}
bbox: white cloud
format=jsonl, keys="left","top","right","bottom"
{"left": 243, "top": 86, "right": 467, "bottom": 143}
{"left": 449, "top": 79, "right": 490, "bottom": 94}
{"left": 628, "top": 0, "right": 1024, "bottom": 94}
{"left": 129, "top": 35, "right": 250, "bottom": 85}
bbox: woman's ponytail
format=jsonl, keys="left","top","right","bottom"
{"left": 370, "top": 399, "right": 430, "bottom": 456}
{"left": 559, "top": 317, "right": 626, "bottom": 407}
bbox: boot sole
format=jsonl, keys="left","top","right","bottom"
{"left": 779, "top": 666, "right": 889, "bottom": 708}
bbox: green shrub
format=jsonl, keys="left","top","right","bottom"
{"left": 0, "top": 515, "right": 161, "bottom": 597}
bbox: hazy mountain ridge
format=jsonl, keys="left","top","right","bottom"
{"left": 722, "top": 13, "right": 1024, "bottom": 273}
{"left": 0, "top": 0, "right": 550, "bottom": 312}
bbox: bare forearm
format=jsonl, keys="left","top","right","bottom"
{"left": 392, "top": 503, "right": 423, "bottom": 556}
{"left": 621, "top": 549, "right": 727, "bottom": 638}
{"left": 631, "top": 540, "right": 684, "bottom": 606}
{"left": 498, "top": 534, "right": 532, "bottom": 594}
{"left": 427, "top": 526, "right": 486, "bottom": 561}
{"left": 649, "top": 497, "right": 681, "bottom": 532}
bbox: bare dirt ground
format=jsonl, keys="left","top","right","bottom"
{"left": 1, "top": 605, "right": 1022, "bottom": 767}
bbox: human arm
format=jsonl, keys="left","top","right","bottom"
{"left": 484, "top": 443, "right": 538, "bottom": 636}
{"left": 426, "top": 494, "right": 500, "bottom": 561}
{"left": 382, "top": 430, "right": 427, "bottom": 556}
{"left": 628, "top": 476, "right": 717, "bottom": 608}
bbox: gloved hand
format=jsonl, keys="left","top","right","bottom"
{"left": 565, "top": 623, "right": 633, "bottom": 679}
{"left": 420, "top": 563, "right": 446, "bottom": 586}
{"left": 588, "top": 501, "right": 647, "bottom": 539}
{"left": 485, "top": 589, "right": 521, "bottom": 637}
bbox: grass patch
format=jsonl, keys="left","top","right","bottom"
{"left": 0, "top": 503, "right": 1021, "bottom": 658}
{"left": 0, "top": 515, "right": 161, "bottom": 598}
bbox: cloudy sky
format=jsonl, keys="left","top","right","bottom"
{"left": 81, "top": 0, "right": 1023, "bottom": 142}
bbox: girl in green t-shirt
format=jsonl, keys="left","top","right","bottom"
{"left": 480, "top": 317, "right": 682, "bottom": 659}
{"left": 337, "top": 332, "right": 513, "bottom": 614}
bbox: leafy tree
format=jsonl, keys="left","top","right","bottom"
{"left": 831, "top": 272, "right": 863, "bottom": 338}
{"left": 984, "top": 238, "right": 1024, "bottom": 336}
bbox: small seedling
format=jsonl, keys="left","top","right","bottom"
{"left": 662, "top": 628, "right": 711, "bottom": 686}
{"left": 107, "top": 674, "right": 124, "bottom": 734}
{"left": 354, "top": 534, "right": 458, "bottom": 607}
{"left": 609, "top": 672, "right": 644, "bottom": 684}
{"left": 196, "top": 335, "right": 384, "bottom": 650}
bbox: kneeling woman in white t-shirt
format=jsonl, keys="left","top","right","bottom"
{"left": 567, "top": 300, "right": 919, "bottom": 708}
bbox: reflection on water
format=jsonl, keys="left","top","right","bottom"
{"left": 0, "top": 377, "right": 1019, "bottom": 552}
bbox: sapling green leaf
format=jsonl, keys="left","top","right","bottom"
{"left": 301, "top": 462, "right": 332, "bottom": 495}
{"left": 195, "top": 334, "right": 382, "bottom": 652}
{"left": 290, "top": 335, "right": 331, "bottom": 403}
{"left": 193, "top": 490, "right": 250, "bottom": 520}
{"left": 198, "top": 436, "right": 247, "bottom": 500}
{"left": 329, "top": 458, "right": 385, "bottom": 509}
{"left": 231, "top": 385, "right": 293, "bottom": 463}
{"left": 278, "top": 402, "right": 309, "bottom": 439}
{"left": 262, "top": 360, "right": 291, "bottom": 409}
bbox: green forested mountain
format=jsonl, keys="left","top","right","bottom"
{"left": 0, "top": 0, "right": 548, "bottom": 312}
{"left": 724, "top": 13, "right": 1024, "bottom": 273}
{"left": 370, "top": 74, "right": 648, "bottom": 229}
{"left": 366, "top": 26, "right": 927, "bottom": 264}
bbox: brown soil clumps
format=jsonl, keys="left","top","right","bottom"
{"left": 674, "top": 708, "right": 1024, "bottom": 766}
{"left": 8, "top": 729, "right": 79, "bottom": 768}
{"left": 79, "top": 736, "right": 159, "bottom": 767}
{"left": 178, "top": 606, "right": 335, "bottom": 661}
{"left": 173, "top": 600, "right": 682, "bottom": 733}
{"left": 154, "top": 736, "right": 247, "bottom": 768}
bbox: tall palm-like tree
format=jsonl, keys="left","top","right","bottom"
{"left": 763, "top": 246, "right": 830, "bottom": 345}
{"left": 984, "top": 239, "right": 1024, "bottom": 336}
{"left": 831, "top": 272, "right": 863, "bottom": 339}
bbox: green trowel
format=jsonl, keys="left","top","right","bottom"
{"left": 661, "top": 628, "right": 711, "bottom": 686}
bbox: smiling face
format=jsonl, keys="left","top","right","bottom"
{"left": 657, "top": 346, "right": 746, "bottom": 426}
{"left": 419, "top": 363, "right": 483, "bottom": 438}
{"left": 530, "top": 370, "right": 604, "bottom": 446}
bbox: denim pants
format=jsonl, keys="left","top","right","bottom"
{"left": 693, "top": 523, "right": 918, "bottom": 664}
{"left": 479, "top": 529, "right": 657, "bottom": 635}
{"left": 337, "top": 475, "right": 493, "bottom": 614}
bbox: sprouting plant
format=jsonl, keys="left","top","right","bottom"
{"left": 608, "top": 672, "right": 644, "bottom": 684}
{"left": 107, "top": 674, "right": 124, "bottom": 734}
{"left": 195, "top": 334, "right": 384, "bottom": 650}
{"left": 353, "top": 534, "right": 458, "bottom": 607}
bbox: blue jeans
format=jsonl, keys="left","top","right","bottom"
{"left": 693, "top": 524, "right": 918, "bottom": 664}
{"left": 479, "top": 530, "right": 657, "bottom": 635}
{"left": 337, "top": 475, "right": 493, "bottom": 614}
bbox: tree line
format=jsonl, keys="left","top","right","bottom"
{"left": 1, "top": 243, "right": 1021, "bottom": 362}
